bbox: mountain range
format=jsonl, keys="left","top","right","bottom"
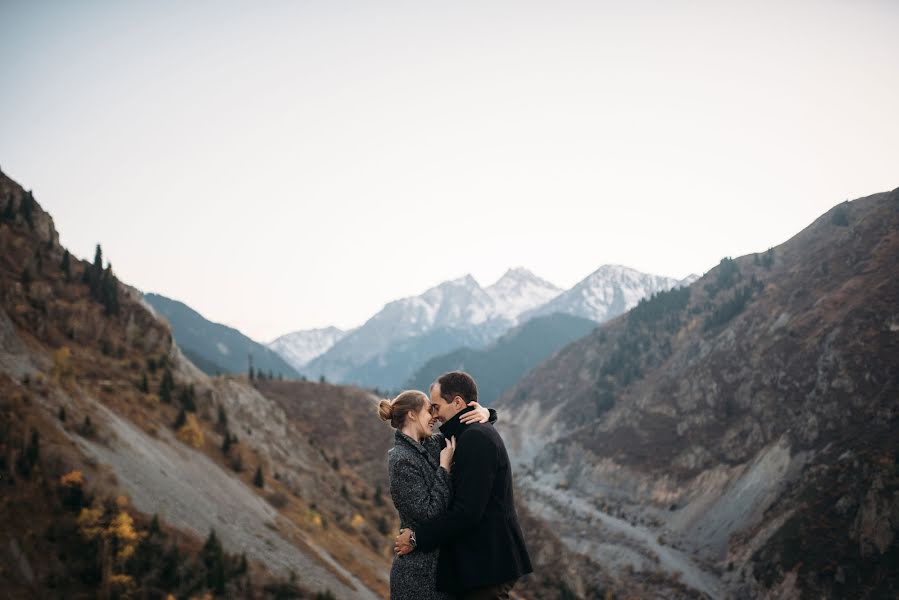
{"left": 291, "top": 265, "right": 695, "bottom": 390}
{"left": 404, "top": 312, "right": 599, "bottom": 406}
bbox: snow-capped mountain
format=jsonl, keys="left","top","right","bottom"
{"left": 303, "top": 269, "right": 562, "bottom": 388}
{"left": 523, "top": 264, "right": 691, "bottom": 323}
{"left": 267, "top": 326, "right": 347, "bottom": 371}
{"left": 485, "top": 267, "right": 563, "bottom": 321}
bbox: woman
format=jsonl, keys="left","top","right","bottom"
{"left": 377, "top": 390, "right": 495, "bottom": 600}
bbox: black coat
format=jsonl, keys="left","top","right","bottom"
{"left": 415, "top": 407, "right": 532, "bottom": 593}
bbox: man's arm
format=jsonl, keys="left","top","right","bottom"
{"left": 409, "top": 428, "right": 499, "bottom": 552}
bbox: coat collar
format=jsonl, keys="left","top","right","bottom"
{"left": 394, "top": 429, "right": 428, "bottom": 455}
{"left": 437, "top": 406, "right": 475, "bottom": 439}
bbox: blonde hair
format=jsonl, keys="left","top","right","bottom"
{"left": 377, "top": 390, "right": 427, "bottom": 429}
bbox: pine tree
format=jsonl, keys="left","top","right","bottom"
{"left": 217, "top": 405, "right": 228, "bottom": 431}
{"left": 222, "top": 430, "right": 233, "bottom": 454}
{"left": 178, "top": 384, "right": 197, "bottom": 412}
{"left": 138, "top": 372, "right": 149, "bottom": 393}
{"left": 101, "top": 264, "right": 119, "bottom": 316}
{"left": 173, "top": 408, "right": 187, "bottom": 429}
{"left": 248, "top": 366, "right": 255, "bottom": 381}
{"left": 253, "top": 466, "right": 264, "bottom": 488}
{"left": 159, "top": 367, "right": 174, "bottom": 404}
{"left": 149, "top": 513, "right": 161, "bottom": 536}
{"left": 20, "top": 190, "right": 35, "bottom": 229}
{"left": 1, "top": 194, "right": 14, "bottom": 223}
{"left": 89, "top": 244, "right": 103, "bottom": 299}
{"left": 61, "top": 250, "right": 71, "bottom": 280}
{"left": 20, "top": 266, "right": 32, "bottom": 288}
{"left": 202, "top": 530, "right": 226, "bottom": 594}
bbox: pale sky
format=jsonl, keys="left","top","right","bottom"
{"left": 2, "top": 0, "right": 897, "bottom": 341}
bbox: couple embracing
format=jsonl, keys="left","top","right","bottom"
{"left": 377, "top": 371, "right": 532, "bottom": 600}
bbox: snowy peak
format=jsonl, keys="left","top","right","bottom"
{"left": 486, "top": 267, "right": 562, "bottom": 321}
{"left": 267, "top": 326, "right": 347, "bottom": 370}
{"left": 525, "top": 264, "right": 682, "bottom": 323}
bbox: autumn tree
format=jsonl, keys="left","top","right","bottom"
{"left": 177, "top": 413, "right": 204, "bottom": 448}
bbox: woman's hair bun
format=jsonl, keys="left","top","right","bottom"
{"left": 377, "top": 398, "right": 393, "bottom": 422}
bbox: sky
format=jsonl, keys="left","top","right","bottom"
{"left": 2, "top": 0, "right": 897, "bottom": 341}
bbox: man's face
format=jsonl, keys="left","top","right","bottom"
{"left": 429, "top": 383, "right": 463, "bottom": 424}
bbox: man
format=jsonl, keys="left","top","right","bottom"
{"left": 394, "top": 371, "right": 532, "bottom": 600}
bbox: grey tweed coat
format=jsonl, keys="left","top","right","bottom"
{"left": 387, "top": 430, "right": 454, "bottom": 600}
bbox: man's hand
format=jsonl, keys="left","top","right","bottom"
{"left": 460, "top": 401, "right": 489, "bottom": 424}
{"left": 394, "top": 528, "right": 414, "bottom": 556}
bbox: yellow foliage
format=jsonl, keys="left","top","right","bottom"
{"left": 109, "top": 573, "right": 135, "bottom": 589}
{"left": 177, "top": 413, "right": 204, "bottom": 448}
{"left": 60, "top": 470, "right": 83, "bottom": 487}
{"left": 309, "top": 510, "right": 323, "bottom": 528}
{"left": 51, "top": 346, "right": 74, "bottom": 385}
{"left": 351, "top": 514, "right": 365, "bottom": 528}
{"left": 77, "top": 506, "right": 104, "bottom": 540}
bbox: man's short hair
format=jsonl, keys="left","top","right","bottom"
{"left": 435, "top": 371, "right": 478, "bottom": 405}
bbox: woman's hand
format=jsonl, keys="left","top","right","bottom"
{"left": 460, "top": 401, "right": 490, "bottom": 424}
{"left": 439, "top": 436, "right": 456, "bottom": 472}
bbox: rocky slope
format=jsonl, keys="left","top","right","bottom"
{"left": 496, "top": 189, "right": 899, "bottom": 599}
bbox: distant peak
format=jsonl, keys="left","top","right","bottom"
{"left": 491, "top": 267, "right": 560, "bottom": 290}
{"left": 445, "top": 273, "right": 481, "bottom": 288}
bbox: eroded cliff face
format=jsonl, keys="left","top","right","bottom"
{"left": 498, "top": 190, "right": 899, "bottom": 598}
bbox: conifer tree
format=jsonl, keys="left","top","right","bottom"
{"left": 20, "top": 190, "right": 34, "bottom": 229}
{"left": 1, "top": 194, "right": 14, "bottom": 222}
{"left": 178, "top": 384, "right": 197, "bottom": 412}
{"left": 173, "top": 408, "right": 187, "bottom": 429}
{"left": 253, "top": 466, "right": 264, "bottom": 488}
{"left": 61, "top": 250, "right": 71, "bottom": 280}
{"left": 138, "top": 372, "right": 149, "bottom": 393}
{"left": 101, "top": 264, "right": 119, "bottom": 316}
{"left": 159, "top": 367, "right": 174, "bottom": 403}
{"left": 202, "top": 530, "right": 226, "bottom": 594}
{"left": 89, "top": 244, "right": 103, "bottom": 299}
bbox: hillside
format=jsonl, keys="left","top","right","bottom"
{"left": 0, "top": 169, "right": 390, "bottom": 598}
{"left": 496, "top": 189, "right": 899, "bottom": 599}
{"left": 143, "top": 292, "right": 300, "bottom": 379}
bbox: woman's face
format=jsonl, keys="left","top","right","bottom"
{"left": 412, "top": 396, "right": 438, "bottom": 438}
